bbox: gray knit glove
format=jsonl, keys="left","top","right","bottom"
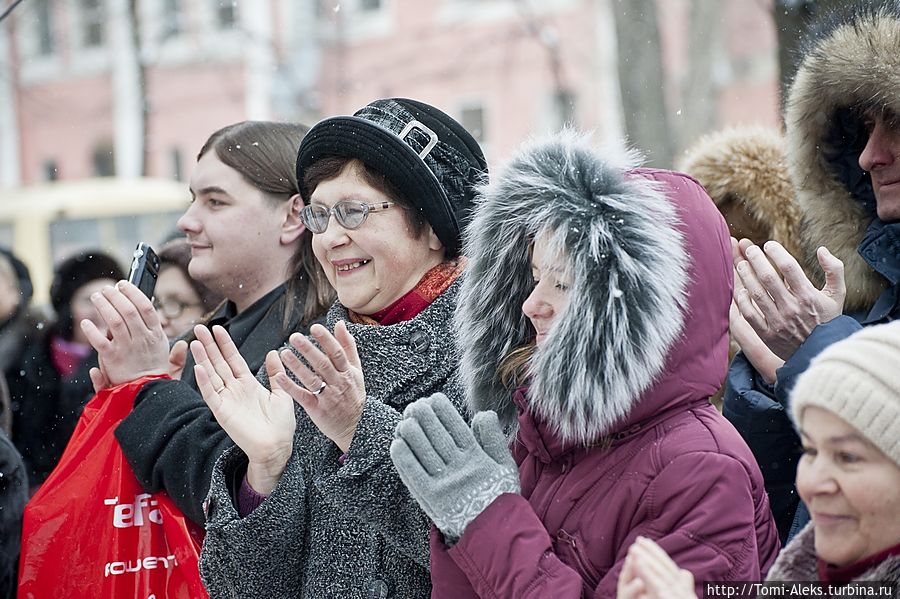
{"left": 390, "top": 393, "right": 520, "bottom": 542}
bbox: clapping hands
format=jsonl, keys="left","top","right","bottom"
{"left": 82, "top": 281, "right": 170, "bottom": 386}
{"left": 191, "top": 325, "right": 297, "bottom": 494}
{"left": 617, "top": 537, "right": 697, "bottom": 599}
{"left": 731, "top": 238, "right": 845, "bottom": 366}
{"left": 190, "top": 321, "right": 366, "bottom": 493}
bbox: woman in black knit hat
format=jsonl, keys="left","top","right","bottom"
{"left": 193, "top": 98, "right": 489, "bottom": 598}
{"left": 8, "top": 249, "right": 123, "bottom": 488}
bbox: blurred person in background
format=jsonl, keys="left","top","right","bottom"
{"left": 154, "top": 238, "right": 224, "bottom": 340}
{"left": 676, "top": 127, "right": 802, "bottom": 410}
{"left": 0, "top": 250, "right": 27, "bottom": 591}
{"left": 8, "top": 250, "right": 123, "bottom": 488}
{"left": 0, "top": 425, "right": 27, "bottom": 599}
{"left": 0, "top": 249, "right": 37, "bottom": 437}
{"left": 676, "top": 126, "right": 802, "bottom": 257}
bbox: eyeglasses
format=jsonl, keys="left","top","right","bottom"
{"left": 153, "top": 298, "right": 202, "bottom": 319}
{"left": 300, "top": 200, "right": 396, "bottom": 234}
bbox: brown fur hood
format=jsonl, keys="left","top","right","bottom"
{"left": 786, "top": 1, "right": 900, "bottom": 310}
{"left": 677, "top": 127, "right": 803, "bottom": 263}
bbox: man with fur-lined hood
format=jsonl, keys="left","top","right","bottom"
{"left": 725, "top": 0, "right": 900, "bottom": 545}
{"left": 391, "top": 132, "right": 779, "bottom": 598}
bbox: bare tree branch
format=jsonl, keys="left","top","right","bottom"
{"left": 0, "top": 0, "right": 25, "bottom": 25}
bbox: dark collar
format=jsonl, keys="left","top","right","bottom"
{"left": 208, "top": 284, "right": 286, "bottom": 349}
{"left": 858, "top": 219, "right": 900, "bottom": 286}
{"left": 181, "top": 284, "right": 299, "bottom": 387}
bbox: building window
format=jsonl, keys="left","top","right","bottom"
{"left": 81, "top": 0, "right": 106, "bottom": 47}
{"left": 460, "top": 104, "right": 486, "bottom": 143}
{"left": 43, "top": 159, "right": 59, "bottom": 181}
{"left": 358, "top": 0, "right": 382, "bottom": 11}
{"left": 170, "top": 147, "right": 183, "bottom": 181}
{"left": 93, "top": 144, "right": 116, "bottom": 177}
{"left": 215, "top": 0, "right": 237, "bottom": 29}
{"left": 34, "top": 0, "right": 55, "bottom": 56}
{"left": 162, "top": 0, "right": 184, "bottom": 38}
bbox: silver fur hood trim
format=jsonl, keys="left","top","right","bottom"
{"left": 456, "top": 131, "right": 688, "bottom": 444}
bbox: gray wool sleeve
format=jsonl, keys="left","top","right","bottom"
{"left": 199, "top": 444, "right": 310, "bottom": 598}
{"left": 314, "top": 375, "right": 466, "bottom": 569}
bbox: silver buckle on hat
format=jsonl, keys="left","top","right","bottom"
{"left": 398, "top": 120, "right": 438, "bottom": 159}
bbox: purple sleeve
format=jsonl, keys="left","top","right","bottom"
{"left": 430, "top": 526, "right": 480, "bottom": 598}
{"left": 235, "top": 453, "right": 343, "bottom": 518}
{"left": 237, "top": 475, "right": 269, "bottom": 518}
{"left": 443, "top": 494, "right": 586, "bottom": 598}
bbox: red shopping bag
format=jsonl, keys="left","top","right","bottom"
{"left": 18, "top": 375, "right": 209, "bottom": 598}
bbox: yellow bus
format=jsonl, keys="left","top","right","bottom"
{"left": 0, "top": 177, "right": 189, "bottom": 306}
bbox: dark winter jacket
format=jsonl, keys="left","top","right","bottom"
{"left": 0, "top": 429, "right": 27, "bottom": 599}
{"left": 199, "top": 281, "right": 463, "bottom": 599}
{"left": 0, "top": 326, "right": 37, "bottom": 439}
{"left": 431, "top": 135, "right": 779, "bottom": 598}
{"left": 0, "top": 249, "right": 38, "bottom": 440}
{"left": 764, "top": 523, "right": 900, "bottom": 592}
{"left": 114, "top": 284, "right": 312, "bottom": 525}
{"left": 7, "top": 331, "right": 95, "bottom": 486}
{"left": 723, "top": 1, "right": 900, "bottom": 543}
{"left": 55, "top": 351, "right": 101, "bottom": 441}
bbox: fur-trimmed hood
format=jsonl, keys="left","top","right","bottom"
{"left": 457, "top": 132, "right": 732, "bottom": 444}
{"left": 787, "top": 1, "right": 900, "bottom": 310}
{"left": 677, "top": 127, "right": 804, "bottom": 261}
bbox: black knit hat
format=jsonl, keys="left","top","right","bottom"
{"left": 50, "top": 250, "right": 125, "bottom": 315}
{"left": 295, "top": 98, "right": 489, "bottom": 255}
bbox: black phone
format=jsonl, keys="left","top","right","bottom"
{"left": 127, "top": 243, "right": 160, "bottom": 299}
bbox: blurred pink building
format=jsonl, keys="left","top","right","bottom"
{"left": 0, "top": 0, "right": 780, "bottom": 187}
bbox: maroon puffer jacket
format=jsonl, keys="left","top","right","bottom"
{"left": 436, "top": 164, "right": 780, "bottom": 598}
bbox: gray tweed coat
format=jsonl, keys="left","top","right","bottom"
{"left": 199, "top": 280, "right": 462, "bottom": 599}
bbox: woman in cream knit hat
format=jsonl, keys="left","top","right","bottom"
{"left": 617, "top": 320, "right": 900, "bottom": 597}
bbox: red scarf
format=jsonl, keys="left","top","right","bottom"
{"left": 50, "top": 335, "right": 92, "bottom": 378}
{"left": 349, "top": 258, "right": 465, "bottom": 326}
{"left": 817, "top": 541, "right": 900, "bottom": 583}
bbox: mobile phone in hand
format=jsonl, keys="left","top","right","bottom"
{"left": 127, "top": 243, "right": 160, "bottom": 299}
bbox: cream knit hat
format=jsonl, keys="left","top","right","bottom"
{"left": 790, "top": 321, "right": 900, "bottom": 468}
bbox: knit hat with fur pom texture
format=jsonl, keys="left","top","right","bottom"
{"left": 790, "top": 320, "right": 900, "bottom": 467}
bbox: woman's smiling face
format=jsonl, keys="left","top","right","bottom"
{"left": 309, "top": 160, "right": 445, "bottom": 316}
{"left": 797, "top": 406, "right": 900, "bottom": 567}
